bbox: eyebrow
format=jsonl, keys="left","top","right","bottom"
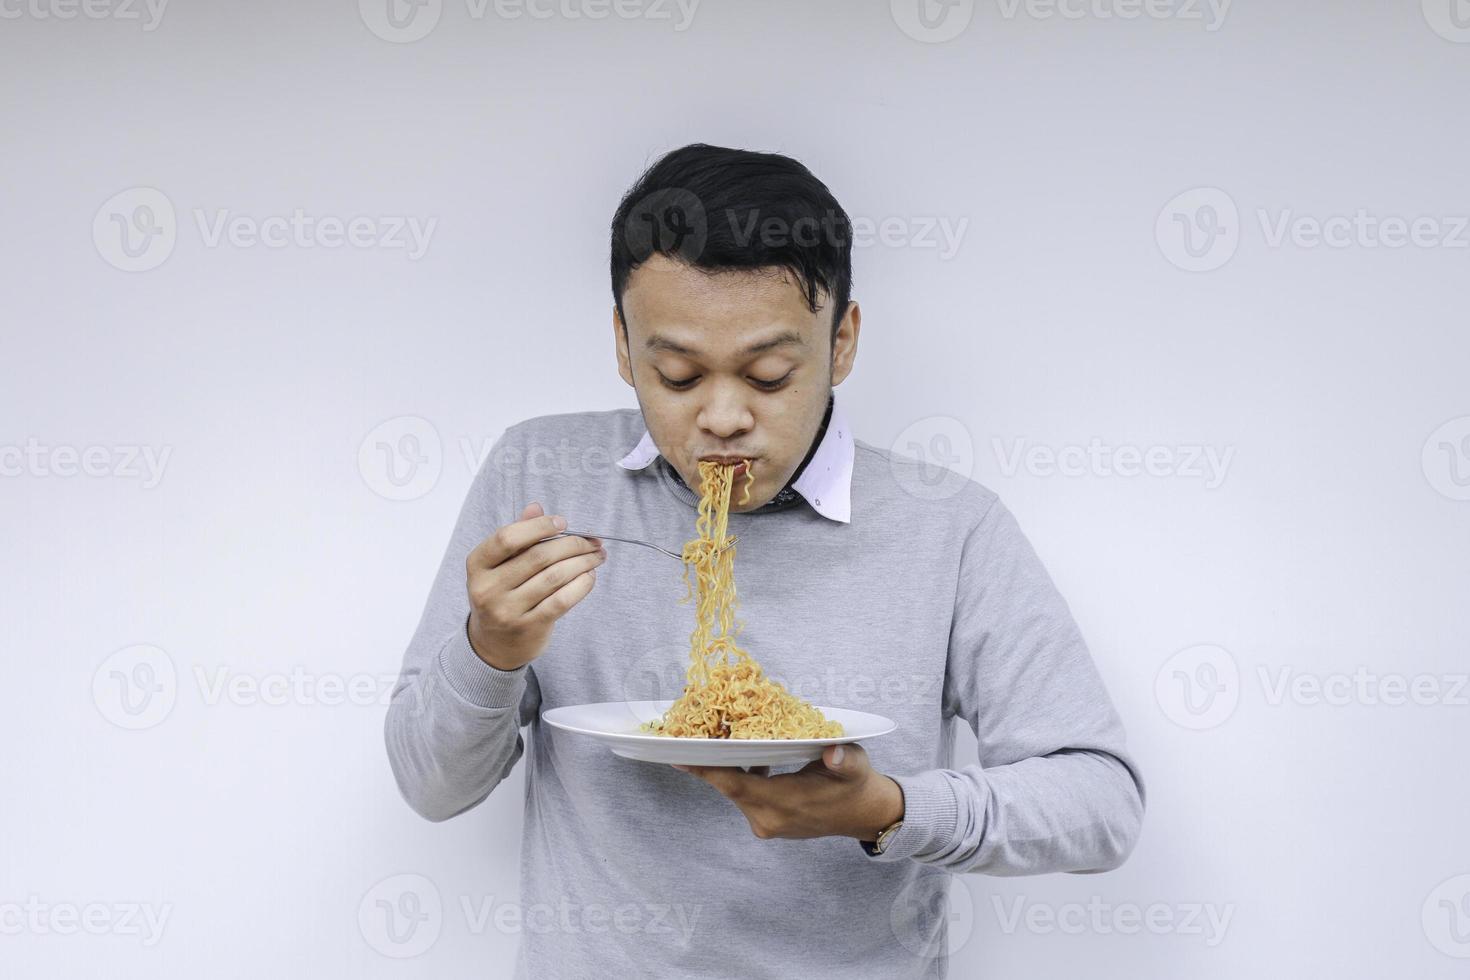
{"left": 644, "top": 330, "right": 809, "bottom": 358}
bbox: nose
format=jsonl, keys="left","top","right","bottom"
{"left": 696, "top": 383, "right": 754, "bottom": 440}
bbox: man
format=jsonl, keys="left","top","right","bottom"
{"left": 385, "top": 143, "right": 1145, "bottom": 977}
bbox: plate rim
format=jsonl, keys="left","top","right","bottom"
{"left": 541, "top": 699, "right": 897, "bottom": 746}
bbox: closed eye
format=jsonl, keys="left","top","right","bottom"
{"left": 657, "top": 371, "right": 794, "bottom": 391}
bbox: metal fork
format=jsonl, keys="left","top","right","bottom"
{"left": 543, "top": 530, "right": 738, "bottom": 561}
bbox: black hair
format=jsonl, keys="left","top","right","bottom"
{"left": 610, "top": 143, "right": 853, "bottom": 348}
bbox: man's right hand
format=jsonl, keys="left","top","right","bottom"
{"left": 465, "top": 501, "right": 606, "bottom": 671}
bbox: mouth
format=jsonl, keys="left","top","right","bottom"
{"left": 699, "top": 455, "right": 753, "bottom": 475}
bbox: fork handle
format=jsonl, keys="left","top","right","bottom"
{"left": 553, "top": 530, "right": 682, "bottom": 561}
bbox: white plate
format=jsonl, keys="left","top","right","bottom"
{"left": 541, "top": 699, "right": 897, "bottom": 767}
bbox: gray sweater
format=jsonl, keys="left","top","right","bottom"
{"left": 385, "top": 407, "right": 1145, "bottom": 978}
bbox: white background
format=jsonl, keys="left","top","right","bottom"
{"left": 3, "top": 0, "right": 1468, "bottom": 976}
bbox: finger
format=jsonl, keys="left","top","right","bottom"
{"left": 501, "top": 534, "right": 604, "bottom": 588}
{"left": 822, "top": 742, "right": 868, "bottom": 777}
{"left": 510, "top": 549, "right": 607, "bottom": 615}
{"left": 468, "top": 508, "right": 573, "bottom": 571}
{"left": 524, "top": 561, "right": 599, "bottom": 622}
{"left": 686, "top": 765, "right": 763, "bottom": 800}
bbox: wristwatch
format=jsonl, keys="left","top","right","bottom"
{"left": 862, "top": 818, "right": 904, "bottom": 856}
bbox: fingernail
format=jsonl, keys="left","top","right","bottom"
{"left": 831, "top": 745, "right": 845, "bottom": 766}
{"left": 552, "top": 515, "right": 567, "bottom": 530}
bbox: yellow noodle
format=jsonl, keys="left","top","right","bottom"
{"left": 641, "top": 459, "right": 844, "bottom": 740}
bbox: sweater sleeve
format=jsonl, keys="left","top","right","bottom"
{"left": 864, "top": 496, "right": 1146, "bottom": 874}
{"left": 383, "top": 436, "right": 542, "bottom": 822}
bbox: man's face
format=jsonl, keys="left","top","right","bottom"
{"left": 615, "top": 254, "right": 859, "bottom": 512}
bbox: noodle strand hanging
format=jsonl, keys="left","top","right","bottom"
{"left": 641, "top": 460, "right": 843, "bottom": 740}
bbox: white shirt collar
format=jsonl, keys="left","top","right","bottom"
{"left": 616, "top": 394, "right": 854, "bottom": 524}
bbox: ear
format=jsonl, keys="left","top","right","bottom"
{"left": 830, "top": 300, "right": 860, "bottom": 386}
{"left": 614, "top": 306, "right": 634, "bottom": 387}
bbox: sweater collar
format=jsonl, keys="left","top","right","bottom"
{"left": 615, "top": 392, "right": 853, "bottom": 524}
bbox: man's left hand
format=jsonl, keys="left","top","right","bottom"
{"left": 672, "top": 742, "right": 904, "bottom": 841}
